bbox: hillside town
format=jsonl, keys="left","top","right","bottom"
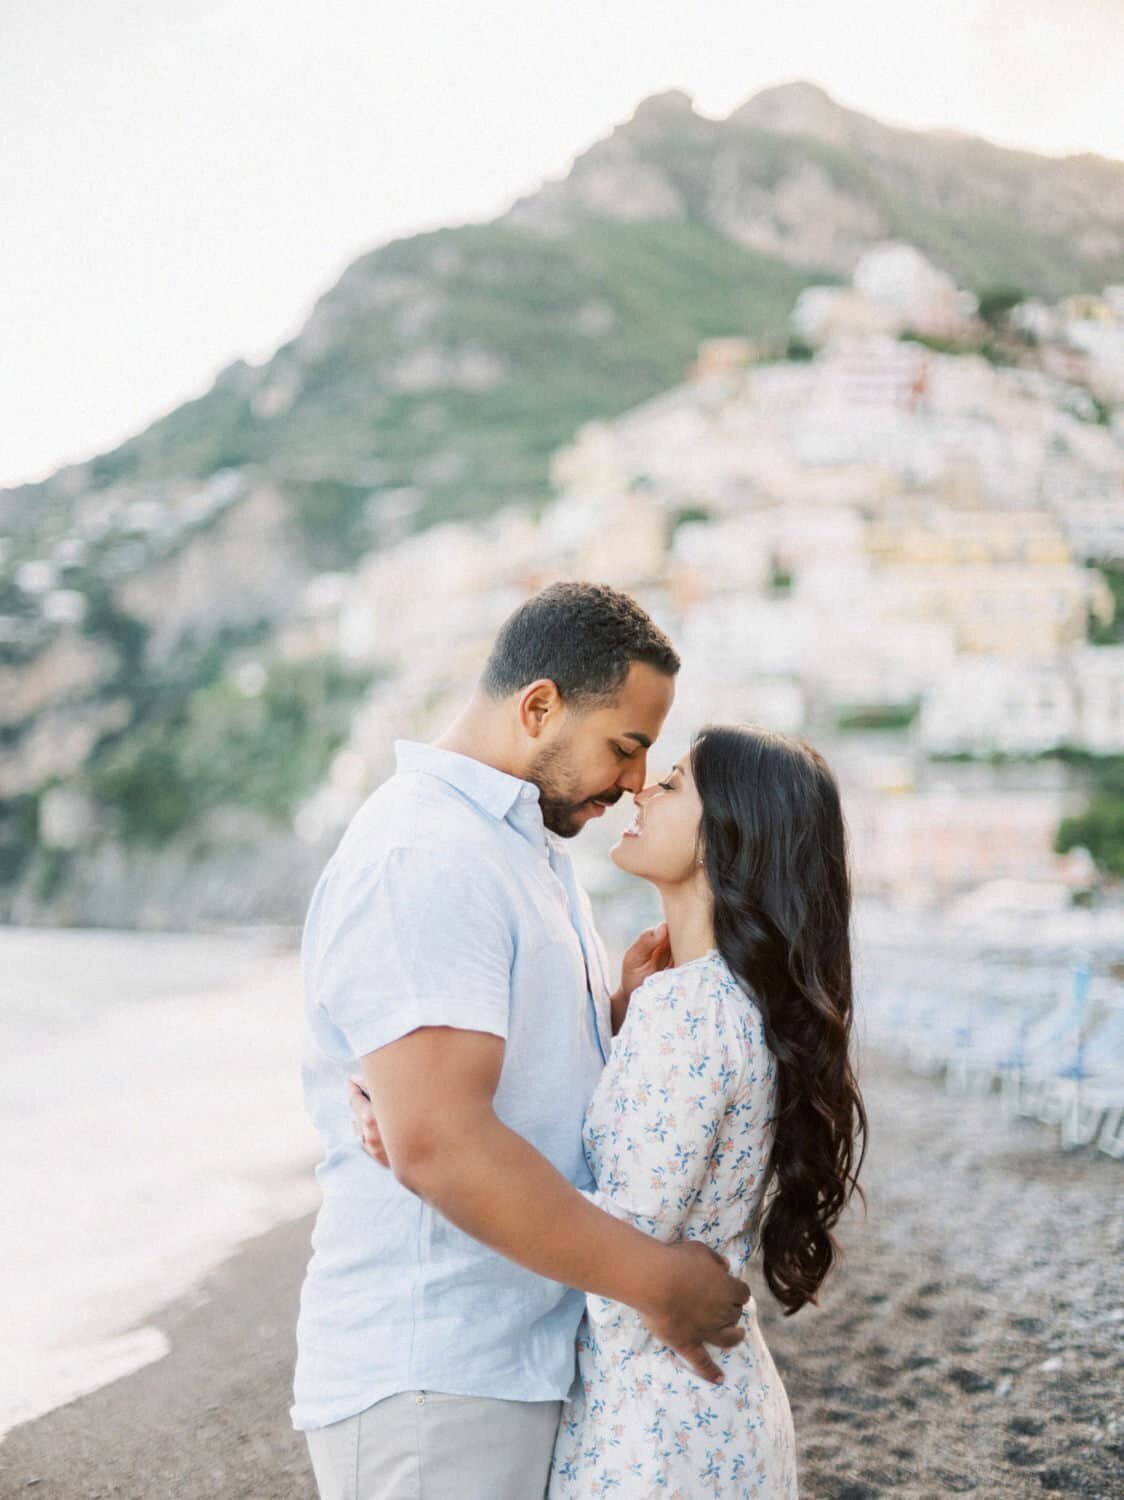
{"left": 282, "top": 246, "right": 1124, "bottom": 918}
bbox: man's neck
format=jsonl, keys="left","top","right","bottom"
{"left": 434, "top": 701, "right": 524, "bottom": 781}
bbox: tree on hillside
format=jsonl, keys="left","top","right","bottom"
{"left": 1055, "top": 758, "right": 1124, "bottom": 881}
{"left": 977, "top": 286, "right": 1028, "bottom": 329}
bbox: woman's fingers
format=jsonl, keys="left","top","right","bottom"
{"left": 345, "top": 1078, "right": 390, "bottom": 1166}
{"left": 360, "top": 1126, "right": 388, "bottom": 1165}
{"left": 679, "top": 1343, "right": 724, "bottom": 1384}
{"left": 709, "top": 1323, "right": 747, "bottom": 1349}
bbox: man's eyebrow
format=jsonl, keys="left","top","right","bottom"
{"left": 622, "top": 732, "right": 652, "bottom": 749}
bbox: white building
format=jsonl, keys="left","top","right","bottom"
{"left": 1054, "top": 496, "right": 1124, "bottom": 563}
{"left": 919, "top": 659, "right": 1079, "bottom": 754}
{"left": 793, "top": 243, "right": 976, "bottom": 346}
{"left": 919, "top": 648, "right": 1124, "bottom": 755}
{"left": 851, "top": 242, "right": 977, "bottom": 334}
{"left": 1074, "top": 646, "right": 1124, "bottom": 753}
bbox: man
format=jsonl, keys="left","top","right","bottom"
{"left": 293, "top": 581, "right": 751, "bottom": 1499}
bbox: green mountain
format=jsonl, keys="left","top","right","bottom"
{"left": 19, "top": 220, "right": 812, "bottom": 567}
{"left": 6, "top": 82, "right": 1123, "bottom": 560}
{"left": 2, "top": 80, "right": 1123, "bottom": 924}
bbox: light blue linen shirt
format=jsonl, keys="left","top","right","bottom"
{"left": 291, "top": 739, "right": 613, "bottom": 1431}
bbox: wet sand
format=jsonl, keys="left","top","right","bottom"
{"left": 0, "top": 1214, "right": 317, "bottom": 1500}
{"left": 2, "top": 1052, "right": 1120, "bottom": 1498}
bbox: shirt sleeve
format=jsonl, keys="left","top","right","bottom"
{"left": 311, "top": 845, "right": 514, "bottom": 1058}
{"left": 578, "top": 965, "right": 748, "bottom": 1244}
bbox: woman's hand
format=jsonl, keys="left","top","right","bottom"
{"left": 611, "top": 922, "right": 671, "bottom": 1033}
{"left": 621, "top": 921, "right": 672, "bottom": 1000}
{"left": 348, "top": 1077, "right": 389, "bottom": 1167}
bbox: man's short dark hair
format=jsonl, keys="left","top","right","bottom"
{"left": 481, "top": 581, "right": 680, "bottom": 706}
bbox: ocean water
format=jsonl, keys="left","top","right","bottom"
{"left": 0, "top": 927, "right": 321, "bottom": 1440}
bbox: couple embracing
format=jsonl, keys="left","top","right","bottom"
{"left": 292, "top": 581, "right": 866, "bottom": 1498}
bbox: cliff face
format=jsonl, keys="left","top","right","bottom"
{"left": 6, "top": 809, "right": 324, "bottom": 930}
{"left": 507, "top": 83, "right": 1124, "bottom": 289}
{"left": 113, "top": 484, "right": 304, "bottom": 664}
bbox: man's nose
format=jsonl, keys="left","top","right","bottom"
{"left": 616, "top": 752, "right": 648, "bottom": 795}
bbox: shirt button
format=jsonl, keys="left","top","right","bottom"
{"left": 416, "top": 1394, "right": 426, "bottom": 1405}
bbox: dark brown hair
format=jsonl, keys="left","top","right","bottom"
{"left": 691, "top": 723, "right": 867, "bottom": 1314}
{"left": 481, "top": 581, "right": 679, "bottom": 706}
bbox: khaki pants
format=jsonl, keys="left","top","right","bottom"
{"left": 305, "top": 1389, "right": 563, "bottom": 1500}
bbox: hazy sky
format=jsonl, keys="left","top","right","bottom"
{"left": 2, "top": 0, "right": 1122, "bottom": 490}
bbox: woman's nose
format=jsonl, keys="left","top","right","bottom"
{"left": 633, "top": 782, "right": 659, "bottom": 806}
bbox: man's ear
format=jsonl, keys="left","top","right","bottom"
{"left": 517, "top": 679, "right": 563, "bottom": 739}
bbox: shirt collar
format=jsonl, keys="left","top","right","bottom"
{"left": 394, "top": 739, "right": 539, "bottom": 823}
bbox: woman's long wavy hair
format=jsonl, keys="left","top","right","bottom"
{"left": 692, "top": 724, "right": 867, "bottom": 1315}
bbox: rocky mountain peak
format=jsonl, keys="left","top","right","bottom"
{"left": 625, "top": 89, "right": 698, "bottom": 128}
{"left": 730, "top": 79, "right": 856, "bottom": 144}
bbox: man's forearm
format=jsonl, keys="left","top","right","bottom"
{"left": 401, "top": 1111, "right": 669, "bottom": 1314}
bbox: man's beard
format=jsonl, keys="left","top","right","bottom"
{"left": 529, "top": 742, "right": 622, "bottom": 838}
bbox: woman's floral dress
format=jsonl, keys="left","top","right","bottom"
{"left": 548, "top": 950, "right": 799, "bottom": 1499}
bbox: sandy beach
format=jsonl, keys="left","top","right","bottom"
{"left": 2, "top": 1049, "right": 1120, "bottom": 1500}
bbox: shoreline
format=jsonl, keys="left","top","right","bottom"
{"left": 2, "top": 1052, "right": 1120, "bottom": 1499}
{"left": 0, "top": 925, "right": 319, "bottom": 1447}
{"left": 0, "top": 1214, "right": 319, "bottom": 1500}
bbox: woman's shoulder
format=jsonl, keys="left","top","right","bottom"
{"left": 636, "top": 948, "right": 766, "bottom": 1035}
{"left": 633, "top": 948, "right": 717, "bottom": 1003}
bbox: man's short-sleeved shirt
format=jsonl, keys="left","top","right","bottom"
{"left": 291, "top": 739, "right": 613, "bottom": 1431}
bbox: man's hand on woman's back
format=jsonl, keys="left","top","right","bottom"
{"left": 345, "top": 1071, "right": 751, "bottom": 1386}
{"left": 640, "top": 1240, "right": 751, "bottom": 1385}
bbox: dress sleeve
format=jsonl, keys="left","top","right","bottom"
{"left": 578, "top": 963, "right": 748, "bottom": 1243}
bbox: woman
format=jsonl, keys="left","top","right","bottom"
{"left": 548, "top": 724, "right": 866, "bottom": 1498}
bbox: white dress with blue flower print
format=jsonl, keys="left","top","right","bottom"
{"left": 548, "top": 949, "right": 799, "bottom": 1499}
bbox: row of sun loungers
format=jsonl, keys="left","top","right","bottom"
{"left": 856, "top": 939, "right": 1124, "bottom": 1158}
